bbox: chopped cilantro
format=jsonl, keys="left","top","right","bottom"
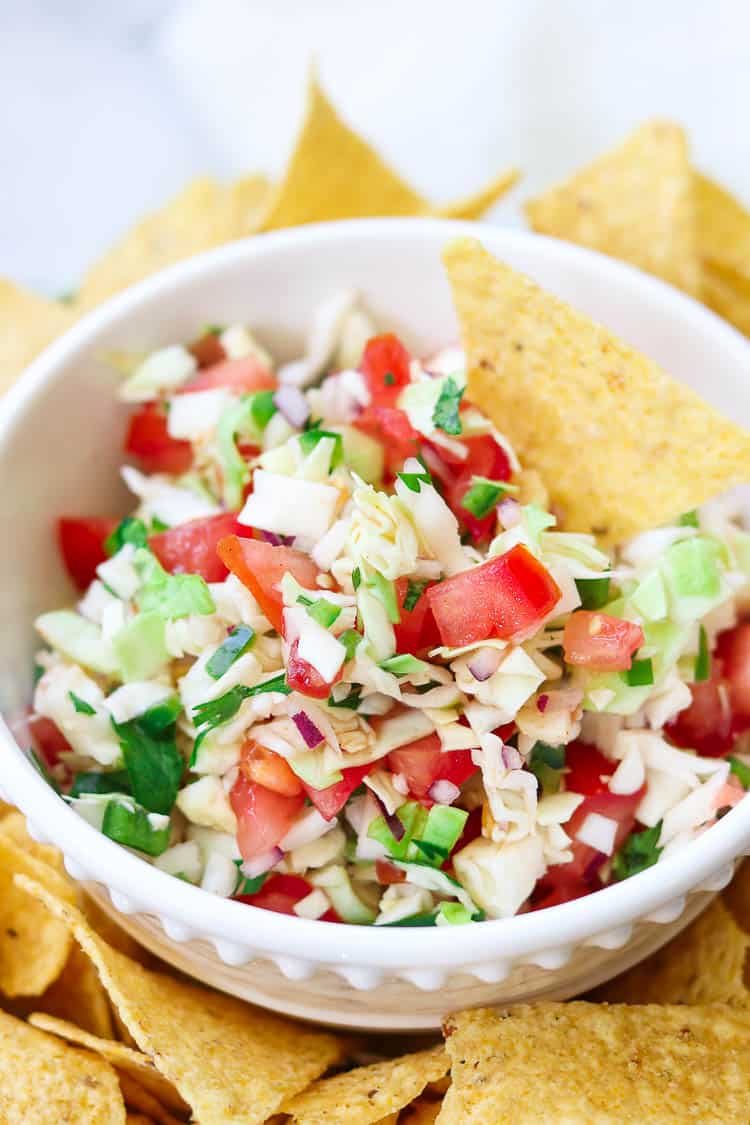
{"left": 70, "top": 770, "right": 132, "bottom": 798}
{"left": 383, "top": 372, "right": 396, "bottom": 386}
{"left": 104, "top": 516, "right": 149, "bottom": 557}
{"left": 191, "top": 674, "right": 291, "bottom": 759}
{"left": 694, "top": 625, "right": 711, "bottom": 683}
{"left": 352, "top": 566, "right": 361, "bottom": 590}
{"left": 298, "top": 427, "right": 343, "bottom": 469}
{"left": 529, "top": 741, "right": 565, "bottom": 795}
{"left": 112, "top": 706, "right": 184, "bottom": 816}
{"left": 432, "top": 376, "right": 464, "bottom": 435}
{"left": 327, "top": 684, "right": 362, "bottom": 710}
{"left": 206, "top": 625, "right": 256, "bottom": 680}
{"left": 612, "top": 822, "right": 663, "bottom": 881}
{"left": 102, "top": 801, "right": 170, "bottom": 856}
{"left": 249, "top": 390, "right": 278, "bottom": 431}
{"left": 68, "top": 691, "right": 96, "bottom": 716}
{"left": 403, "top": 579, "right": 429, "bottom": 613}
{"left": 397, "top": 466, "right": 432, "bottom": 493}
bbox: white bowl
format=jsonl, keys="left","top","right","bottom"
{"left": 2, "top": 219, "right": 750, "bottom": 1032}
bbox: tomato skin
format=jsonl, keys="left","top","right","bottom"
{"left": 393, "top": 577, "right": 441, "bottom": 655}
{"left": 28, "top": 715, "right": 72, "bottom": 767}
{"left": 217, "top": 536, "right": 321, "bottom": 633}
{"left": 124, "top": 402, "right": 194, "bottom": 475}
{"left": 189, "top": 332, "right": 226, "bottom": 368}
{"left": 665, "top": 677, "right": 734, "bottom": 757}
{"left": 387, "top": 733, "right": 478, "bottom": 802}
{"left": 717, "top": 623, "right": 750, "bottom": 719}
{"left": 149, "top": 513, "right": 245, "bottom": 582}
{"left": 57, "top": 517, "right": 118, "bottom": 591}
{"left": 229, "top": 774, "right": 304, "bottom": 861}
{"left": 427, "top": 545, "right": 561, "bottom": 647}
{"left": 236, "top": 873, "right": 339, "bottom": 921}
{"left": 353, "top": 405, "right": 420, "bottom": 476}
{"left": 563, "top": 611, "right": 644, "bottom": 671}
{"left": 183, "top": 355, "right": 276, "bottom": 394}
{"left": 446, "top": 435, "right": 513, "bottom": 543}
{"left": 239, "top": 741, "right": 303, "bottom": 797}
{"left": 563, "top": 741, "right": 615, "bottom": 797}
{"left": 303, "top": 762, "right": 376, "bottom": 821}
{"left": 360, "top": 334, "right": 412, "bottom": 406}
{"left": 286, "top": 638, "right": 340, "bottom": 700}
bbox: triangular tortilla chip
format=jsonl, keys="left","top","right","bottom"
{"left": 696, "top": 172, "right": 750, "bottom": 280}
{"left": 31, "top": 943, "right": 115, "bottom": 1040}
{"left": 701, "top": 261, "right": 750, "bottom": 337}
{"left": 439, "top": 1004, "right": 750, "bottom": 1123}
{"left": 0, "top": 1009, "right": 125, "bottom": 1124}
{"left": 18, "top": 876, "right": 344, "bottom": 1125}
{"left": 724, "top": 858, "right": 750, "bottom": 935}
{"left": 590, "top": 898, "right": 749, "bottom": 1006}
{"left": 525, "top": 121, "right": 701, "bottom": 297}
{"left": 283, "top": 1045, "right": 448, "bottom": 1125}
{"left": 0, "top": 280, "right": 75, "bottom": 393}
{"left": 436, "top": 168, "right": 519, "bottom": 221}
{"left": 443, "top": 237, "right": 750, "bottom": 544}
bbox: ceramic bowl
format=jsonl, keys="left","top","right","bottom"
{"left": 2, "top": 219, "right": 750, "bottom": 1031}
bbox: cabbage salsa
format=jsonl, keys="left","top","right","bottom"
{"left": 29, "top": 295, "right": 750, "bottom": 926}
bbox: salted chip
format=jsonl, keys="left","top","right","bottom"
{"left": 32, "top": 942, "right": 114, "bottom": 1039}
{"left": 0, "top": 1009, "right": 125, "bottom": 1123}
{"left": 0, "top": 280, "right": 75, "bottom": 393}
{"left": 440, "top": 1003, "right": 750, "bottom": 1123}
{"left": 724, "top": 858, "right": 750, "bottom": 936}
{"left": 435, "top": 168, "right": 519, "bottom": 222}
{"left": 115, "top": 1072, "right": 184, "bottom": 1125}
{"left": 696, "top": 172, "right": 750, "bottom": 281}
{"left": 18, "top": 876, "right": 344, "bottom": 1125}
{"left": 591, "top": 898, "right": 749, "bottom": 1006}
{"left": 284, "top": 1045, "right": 447, "bottom": 1125}
{"left": 701, "top": 262, "right": 750, "bottom": 337}
{"left": 443, "top": 237, "right": 750, "bottom": 544}
{"left": 525, "top": 121, "right": 701, "bottom": 297}
{"left": 0, "top": 809, "right": 68, "bottom": 875}
{"left": 399, "top": 1097, "right": 442, "bottom": 1123}
{"left": 0, "top": 835, "right": 75, "bottom": 996}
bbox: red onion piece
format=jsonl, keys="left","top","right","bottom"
{"left": 372, "top": 792, "right": 405, "bottom": 840}
{"left": 501, "top": 745, "right": 523, "bottom": 770}
{"left": 427, "top": 779, "right": 460, "bottom": 804}
{"left": 273, "top": 384, "right": 310, "bottom": 429}
{"left": 583, "top": 851, "right": 607, "bottom": 883}
{"left": 467, "top": 648, "right": 503, "bottom": 682}
{"left": 497, "top": 497, "right": 521, "bottom": 528}
{"left": 240, "top": 846, "right": 283, "bottom": 879}
{"left": 537, "top": 694, "right": 549, "bottom": 713}
{"left": 292, "top": 710, "right": 325, "bottom": 749}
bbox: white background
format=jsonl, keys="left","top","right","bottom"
{"left": 2, "top": 0, "right": 749, "bottom": 294}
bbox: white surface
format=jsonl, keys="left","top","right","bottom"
{"left": 2, "top": 0, "right": 750, "bottom": 293}
{"left": 1, "top": 219, "right": 749, "bottom": 1028}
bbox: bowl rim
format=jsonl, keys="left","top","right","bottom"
{"left": 3, "top": 215, "right": 750, "bottom": 969}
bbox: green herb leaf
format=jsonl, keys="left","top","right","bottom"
{"left": 529, "top": 741, "right": 566, "bottom": 795}
{"left": 233, "top": 860, "right": 268, "bottom": 896}
{"left": 138, "top": 696, "right": 182, "bottom": 734}
{"left": 461, "top": 476, "right": 515, "bottom": 519}
{"left": 206, "top": 625, "right": 255, "bottom": 680}
{"left": 383, "top": 372, "right": 396, "bottom": 386}
{"left": 612, "top": 822, "right": 663, "bottom": 881}
{"left": 623, "top": 657, "right": 654, "bottom": 687}
{"left": 298, "top": 428, "right": 343, "bottom": 469}
{"left": 352, "top": 566, "right": 361, "bottom": 591}
{"left": 68, "top": 691, "right": 96, "bottom": 716}
{"left": 304, "top": 599, "right": 341, "bottom": 629}
{"left": 402, "top": 579, "right": 429, "bottom": 613}
{"left": 694, "top": 624, "right": 711, "bottom": 683}
{"left": 70, "top": 769, "right": 132, "bottom": 798}
{"left": 678, "top": 510, "right": 699, "bottom": 528}
{"left": 397, "top": 468, "right": 432, "bottom": 493}
{"left": 729, "top": 756, "right": 750, "bottom": 790}
{"left": 380, "top": 911, "right": 438, "bottom": 927}
{"left": 101, "top": 801, "right": 171, "bottom": 856}
{"left": 112, "top": 712, "right": 184, "bottom": 816}
{"left": 249, "top": 390, "right": 278, "bottom": 431}
{"left": 105, "top": 517, "right": 149, "bottom": 557}
{"left": 432, "top": 376, "right": 464, "bottom": 435}
{"left": 338, "top": 629, "right": 362, "bottom": 663}
{"left": 327, "top": 684, "right": 362, "bottom": 709}
{"left": 191, "top": 674, "right": 290, "bottom": 759}
{"left": 575, "top": 575, "right": 611, "bottom": 610}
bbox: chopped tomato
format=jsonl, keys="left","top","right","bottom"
{"left": 303, "top": 762, "right": 376, "bottom": 821}
{"left": 239, "top": 741, "right": 303, "bottom": 798}
{"left": 393, "top": 577, "right": 441, "bottom": 655}
{"left": 57, "top": 517, "right": 118, "bottom": 590}
{"left": 229, "top": 773, "right": 304, "bottom": 861}
{"left": 353, "top": 405, "right": 420, "bottom": 476}
{"left": 445, "top": 434, "right": 513, "bottom": 543}
{"left": 716, "top": 623, "right": 750, "bottom": 719}
{"left": 236, "top": 873, "right": 339, "bottom": 920}
{"left": 387, "top": 733, "right": 478, "bottom": 802}
{"left": 375, "top": 858, "right": 406, "bottom": 884}
{"left": 183, "top": 355, "right": 276, "bottom": 394}
{"left": 149, "top": 513, "right": 247, "bottom": 582}
{"left": 360, "top": 334, "right": 412, "bottom": 406}
{"left": 563, "top": 740, "right": 615, "bottom": 797}
{"left": 563, "top": 611, "right": 644, "bottom": 671}
{"left": 28, "top": 715, "right": 72, "bottom": 768}
{"left": 217, "top": 536, "right": 321, "bottom": 632}
{"left": 124, "top": 402, "right": 193, "bottom": 475}
{"left": 188, "top": 332, "right": 226, "bottom": 368}
{"left": 665, "top": 675, "right": 734, "bottom": 757}
{"left": 427, "top": 545, "right": 561, "bottom": 647}
{"left": 286, "top": 638, "right": 342, "bottom": 700}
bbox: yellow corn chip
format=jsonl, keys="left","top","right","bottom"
{"left": 435, "top": 169, "right": 520, "bottom": 221}
{"left": 696, "top": 172, "right": 750, "bottom": 280}
{"left": 0, "top": 836, "right": 75, "bottom": 996}
{"left": 400, "top": 1098, "right": 442, "bottom": 1124}
{"left": 127, "top": 1115, "right": 155, "bottom": 1125}
{"left": 284, "top": 1045, "right": 448, "bottom": 1125}
{"left": 18, "top": 876, "right": 344, "bottom": 1125}
{"left": 30, "top": 942, "right": 115, "bottom": 1039}
{"left": 29, "top": 1013, "right": 188, "bottom": 1116}
{"left": 444, "top": 237, "right": 750, "bottom": 544}
{"left": 231, "top": 173, "right": 273, "bottom": 235}
{"left": 0, "top": 809, "right": 68, "bottom": 876}
{"left": 0, "top": 280, "right": 75, "bottom": 394}
{"left": 590, "top": 898, "right": 749, "bottom": 1005}
{"left": 116, "top": 1072, "right": 185, "bottom": 1125}
{"left": 724, "top": 858, "right": 750, "bottom": 937}
{"left": 440, "top": 1003, "right": 750, "bottom": 1123}
{"left": 701, "top": 260, "right": 750, "bottom": 337}
{"left": 525, "top": 121, "right": 701, "bottom": 297}
{"left": 0, "top": 1009, "right": 125, "bottom": 1123}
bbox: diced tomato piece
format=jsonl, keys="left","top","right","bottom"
{"left": 189, "top": 332, "right": 226, "bottom": 368}
{"left": 665, "top": 675, "right": 734, "bottom": 757}
{"left": 239, "top": 740, "right": 303, "bottom": 797}
{"left": 229, "top": 774, "right": 304, "bottom": 861}
{"left": 57, "top": 517, "right": 118, "bottom": 591}
{"left": 236, "top": 873, "right": 339, "bottom": 920}
{"left": 303, "top": 762, "right": 376, "bottom": 821}
{"left": 563, "top": 740, "right": 615, "bottom": 797}
{"left": 387, "top": 733, "right": 478, "bottom": 802}
{"left": 217, "top": 536, "right": 321, "bottom": 632}
{"left": 149, "top": 513, "right": 247, "bottom": 582}
{"left": 530, "top": 875, "right": 592, "bottom": 911}
{"left": 183, "top": 355, "right": 276, "bottom": 394}
{"left": 286, "top": 638, "right": 341, "bottom": 700}
{"left": 124, "top": 402, "right": 193, "bottom": 475}
{"left": 28, "top": 715, "right": 72, "bottom": 768}
{"left": 360, "top": 334, "right": 412, "bottom": 406}
{"left": 353, "top": 405, "right": 420, "bottom": 476}
{"left": 375, "top": 858, "right": 406, "bottom": 884}
{"left": 717, "top": 623, "right": 750, "bottom": 719}
{"left": 427, "top": 545, "right": 561, "bottom": 647}
{"left": 445, "top": 434, "right": 513, "bottom": 543}
{"left": 393, "top": 577, "right": 441, "bottom": 655}
{"left": 563, "top": 611, "right": 644, "bottom": 671}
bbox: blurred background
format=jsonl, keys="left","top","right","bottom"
{"left": 3, "top": 0, "right": 749, "bottom": 295}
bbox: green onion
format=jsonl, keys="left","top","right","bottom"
{"left": 101, "top": 801, "right": 171, "bottom": 857}
{"left": 403, "top": 579, "right": 429, "bottom": 613}
{"left": 461, "top": 477, "right": 514, "bottom": 519}
{"left": 729, "top": 757, "right": 750, "bottom": 790}
{"left": 381, "top": 912, "right": 438, "bottom": 927}
{"left": 327, "top": 684, "right": 362, "bottom": 710}
{"left": 611, "top": 822, "right": 663, "bottom": 881}
{"left": 436, "top": 902, "right": 476, "bottom": 925}
{"left": 623, "top": 657, "right": 654, "bottom": 687}
{"left": 298, "top": 427, "right": 343, "bottom": 469}
{"left": 338, "top": 629, "right": 362, "bottom": 663}
{"left": 432, "top": 376, "right": 464, "bottom": 435}
{"left": 575, "top": 576, "right": 611, "bottom": 610}
{"left": 68, "top": 691, "right": 96, "bottom": 716}
{"left": 412, "top": 805, "right": 468, "bottom": 866}
{"left": 379, "top": 653, "right": 430, "bottom": 677}
{"left": 249, "top": 390, "right": 277, "bottom": 431}
{"left": 70, "top": 770, "right": 132, "bottom": 798}
{"left": 304, "top": 599, "right": 341, "bottom": 629}
{"left": 694, "top": 625, "right": 711, "bottom": 682}
{"left": 104, "top": 516, "right": 149, "bottom": 557}
{"left": 352, "top": 566, "right": 361, "bottom": 590}
{"left": 529, "top": 741, "right": 566, "bottom": 795}
{"left": 206, "top": 625, "right": 256, "bottom": 680}
{"left": 368, "top": 570, "right": 400, "bottom": 624}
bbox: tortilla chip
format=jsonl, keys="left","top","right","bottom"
{"left": 127, "top": 1116, "right": 155, "bottom": 1125}
{"left": 696, "top": 172, "right": 750, "bottom": 279}
{"left": 0, "top": 280, "right": 75, "bottom": 394}
{"left": 440, "top": 1003, "right": 750, "bottom": 1123}
{"left": 18, "top": 876, "right": 344, "bottom": 1125}
{"left": 0, "top": 809, "right": 68, "bottom": 876}
{"left": 590, "top": 898, "right": 749, "bottom": 1005}
{"left": 30, "top": 942, "right": 115, "bottom": 1039}
{"left": 400, "top": 1098, "right": 442, "bottom": 1124}
{"left": 231, "top": 173, "right": 273, "bottom": 235}
{"left": 29, "top": 1013, "right": 188, "bottom": 1116}
{"left": 116, "top": 1072, "right": 186, "bottom": 1125}
{"left": 525, "top": 121, "right": 701, "bottom": 297}
{"left": 436, "top": 169, "right": 520, "bottom": 221}
{"left": 284, "top": 1045, "right": 448, "bottom": 1125}
{"left": 0, "top": 836, "right": 75, "bottom": 996}
{"left": 724, "top": 859, "right": 750, "bottom": 938}
{"left": 701, "top": 261, "right": 750, "bottom": 337}
{"left": 444, "top": 237, "right": 750, "bottom": 544}
{"left": 0, "top": 1009, "right": 125, "bottom": 1123}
